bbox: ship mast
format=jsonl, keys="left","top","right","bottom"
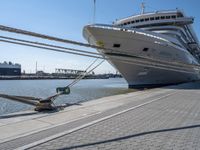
{"left": 141, "top": 2, "right": 145, "bottom": 14}
{"left": 93, "top": 0, "right": 96, "bottom": 23}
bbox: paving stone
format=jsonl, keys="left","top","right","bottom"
{"left": 29, "top": 86, "right": 200, "bottom": 150}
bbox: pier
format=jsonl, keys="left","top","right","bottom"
{"left": 0, "top": 1, "right": 199, "bottom": 149}
{"left": 0, "top": 81, "right": 200, "bottom": 149}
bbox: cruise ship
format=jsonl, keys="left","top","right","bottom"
{"left": 83, "top": 9, "right": 200, "bottom": 88}
{"left": 0, "top": 62, "right": 21, "bottom": 76}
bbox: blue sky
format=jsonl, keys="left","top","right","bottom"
{"left": 0, "top": 0, "right": 199, "bottom": 74}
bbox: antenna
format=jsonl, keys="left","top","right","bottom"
{"left": 36, "top": 61, "right": 38, "bottom": 74}
{"left": 141, "top": 2, "right": 145, "bottom": 14}
{"left": 93, "top": 0, "right": 96, "bottom": 23}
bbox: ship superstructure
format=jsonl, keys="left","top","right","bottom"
{"left": 115, "top": 10, "right": 200, "bottom": 62}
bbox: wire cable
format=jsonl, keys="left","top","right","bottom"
{"left": 0, "top": 38, "right": 198, "bottom": 74}
{"left": 0, "top": 25, "right": 200, "bottom": 69}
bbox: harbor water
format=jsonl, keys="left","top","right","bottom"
{"left": 0, "top": 78, "right": 134, "bottom": 115}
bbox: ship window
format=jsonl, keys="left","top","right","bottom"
{"left": 177, "top": 13, "right": 183, "bottom": 18}
{"left": 124, "top": 23, "right": 127, "bottom": 25}
{"left": 171, "top": 15, "right": 176, "bottom": 19}
{"left": 131, "top": 20, "right": 135, "bottom": 23}
{"left": 150, "top": 17, "right": 154, "bottom": 20}
{"left": 155, "top": 17, "right": 159, "bottom": 20}
{"left": 136, "top": 20, "right": 139, "bottom": 23}
{"left": 166, "top": 16, "right": 170, "bottom": 19}
{"left": 145, "top": 18, "right": 149, "bottom": 21}
{"left": 140, "top": 19, "right": 144, "bottom": 22}
{"left": 113, "top": 44, "right": 121, "bottom": 48}
{"left": 143, "top": 48, "right": 149, "bottom": 52}
{"left": 161, "top": 16, "right": 165, "bottom": 19}
{"left": 127, "top": 22, "right": 131, "bottom": 24}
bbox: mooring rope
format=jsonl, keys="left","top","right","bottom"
{"left": 0, "top": 35, "right": 102, "bottom": 57}
{"left": 0, "top": 94, "right": 40, "bottom": 106}
{"left": 68, "top": 59, "right": 105, "bottom": 88}
{"left": 0, "top": 39, "right": 103, "bottom": 59}
{"left": 0, "top": 25, "right": 100, "bottom": 49}
{"left": 67, "top": 58, "right": 99, "bottom": 88}
{"left": 0, "top": 25, "right": 200, "bottom": 70}
{"left": 0, "top": 38, "right": 198, "bottom": 74}
{"left": 42, "top": 59, "right": 105, "bottom": 102}
{"left": 0, "top": 58, "right": 105, "bottom": 110}
{"left": 0, "top": 24, "right": 200, "bottom": 111}
{"left": 0, "top": 35, "right": 199, "bottom": 73}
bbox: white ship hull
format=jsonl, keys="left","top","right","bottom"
{"left": 109, "top": 58, "right": 199, "bottom": 88}
{"left": 83, "top": 25, "right": 200, "bottom": 88}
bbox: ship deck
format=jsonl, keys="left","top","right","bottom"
{"left": 0, "top": 81, "right": 200, "bottom": 149}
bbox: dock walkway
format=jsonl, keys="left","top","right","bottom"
{"left": 0, "top": 82, "right": 200, "bottom": 149}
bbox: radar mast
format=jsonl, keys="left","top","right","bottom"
{"left": 141, "top": 2, "right": 145, "bottom": 14}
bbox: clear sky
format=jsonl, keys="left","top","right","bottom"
{"left": 0, "top": 0, "right": 199, "bottom": 74}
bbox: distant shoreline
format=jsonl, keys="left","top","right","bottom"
{"left": 0, "top": 76, "right": 123, "bottom": 80}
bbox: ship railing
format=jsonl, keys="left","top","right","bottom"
{"left": 90, "top": 24, "right": 200, "bottom": 52}
{"left": 88, "top": 24, "right": 198, "bottom": 62}
{"left": 114, "top": 9, "right": 187, "bottom": 23}
{"left": 90, "top": 24, "right": 169, "bottom": 42}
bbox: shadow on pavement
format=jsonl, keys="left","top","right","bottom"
{"left": 59, "top": 124, "right": 200, "bottom": 150}
{"left": 0, "top": 111, "right": 39, "bottom": 119}
{"left": 0, "top": 102, "right": 82, "bottom": 119}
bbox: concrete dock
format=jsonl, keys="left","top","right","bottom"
{"left": 0, "top": 81, "right": 200, "bottom": 149}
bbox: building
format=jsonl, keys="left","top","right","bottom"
{"left": 0, "top": 61, "right": 21, "bottom": 76}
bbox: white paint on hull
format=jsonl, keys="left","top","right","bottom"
{"left": 83, "top": 25, "right": 200, "bottom": 87}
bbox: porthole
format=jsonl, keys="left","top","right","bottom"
{"left": 113, "top": 44, "right": 121, "bottom": 48}
{"left": 143, "top": 48, "right": 149, "bottom": 52}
